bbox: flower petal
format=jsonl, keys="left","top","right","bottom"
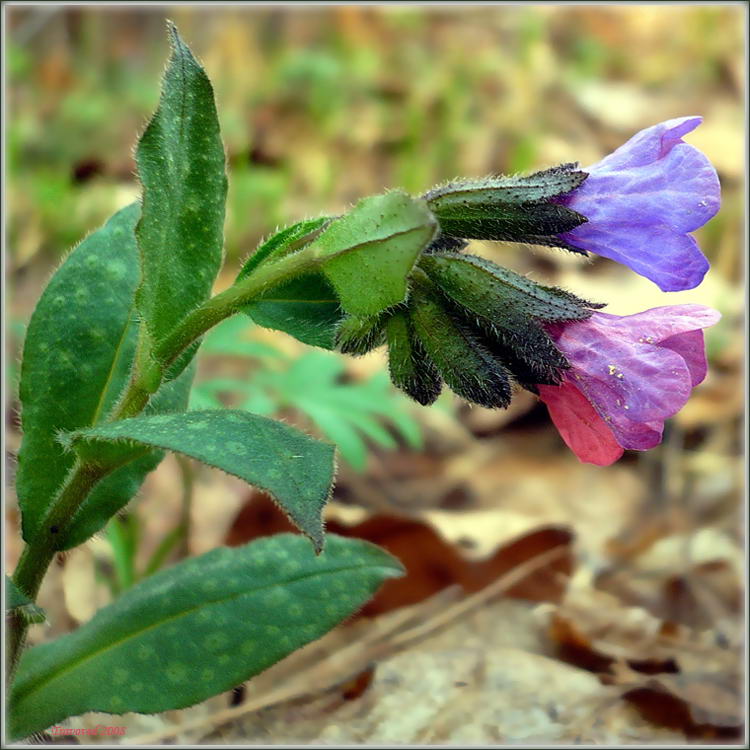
{"left": 592, "top": 116, "right": 704, "bottom": 171}
{"left": 559, "top": 223, "right": 709, "bottom": 292}
{"left": 549, "top": 314, "right": 695, "bottom": 423}
{"left": 601, "top": 304, "right": 721, "bottom": 344}
{"left": 538, "top": 380, "right": 624, "bottom": 466}
{"left": 659, "top": 329, "right": 709, "bottom": 387}
{"left": 568, "top": 142, "right": 720, "bottom": 233}
{"left": 603, "top": 410, "right": 664, "bottom": 451}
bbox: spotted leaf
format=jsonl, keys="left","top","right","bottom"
{"left": 8, "top": 534, "right": 403, "bottom": 740}
{"left": 63, "top": 410, "right": 335, "bottom": 552}
{"left": 134, "top": 23, "right": 227, "bottom": 362}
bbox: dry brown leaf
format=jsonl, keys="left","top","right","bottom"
{"left": 545, "top": 581, "right": 743, "bottom": 738}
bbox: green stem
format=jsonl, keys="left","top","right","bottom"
{"left": 8, "top": 460, "right": 110, "bottom": 685}
{"left": 157, "top": 244, "right": 320, "bottom": 370}
{"left": 110, "top": 245, "right": 319, "bottom": 422}
{"left": 142, "top": 455, "right": 194, "bottom": 578}
{"left": 175, "top": 455, "right": 194, "bottom": 560}
{"left": 7, "top": 245, "right": 321, "bottom": 684}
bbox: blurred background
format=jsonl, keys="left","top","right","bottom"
{"left": 4, "top": 5, "right": 746, "bottom": 744}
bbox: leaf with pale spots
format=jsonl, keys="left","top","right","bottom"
{"left": 65, "top": 410, "right": 335, "bottom": 551}
{"left": 8, "top": 534, "right": 403, "bottom": 740}
{"left": 16, "top": 204, "right": 193, "bottom": 547}
{"left": 134, "top": 23, "right": 227, "bottom": 364}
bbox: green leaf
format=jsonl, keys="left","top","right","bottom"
{"left": 8, "top": 534, "right": 403, "bottom": 741}
{"left": 66, "top": 410, "right": 335, "bottom": 552}
{"left": 241, "top": 273, "right": 343, "bottom": 349}
{"left": 6, "top": 577, "right": 46, "bottom": 625}
{"left": 60, "top": 361, "right": 197, "bottom": 551}
{"left": 134, "top": 23, "right": 227, "bottom": 355}
{"left": 314, "top": 191, "right": 438, "bottom": 316}
{"left": 16, "top": 204, "right": 142, "bottom": 545}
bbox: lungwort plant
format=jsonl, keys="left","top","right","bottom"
{"left": 6, "top": 24, "right": 720, "bottom": 740}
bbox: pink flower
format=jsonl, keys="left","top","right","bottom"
{"left": 537, "top": 305, "right": 720, "bottom": 465}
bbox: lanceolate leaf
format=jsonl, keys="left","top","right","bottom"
{"left": 16, "top": 204, "right": 142, "bottom": 544}
{"left": 314, "top": 191, "right": 438, "bottom": 316}
{"left": 66, "top": 410, "right": 335, "bottom": 551}
{"left": 135, "top": 23, "right": 227, "bottom": 355}
{"left": 8, "top": 534, "right": 404, "bottom": 741}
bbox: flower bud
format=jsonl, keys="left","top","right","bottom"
{"left": 336, "top": 314, "right": 386, "bottom": 357}
{"left": 420, "top": 252, "right": 598, "bottom": 324}
{"left": 423, "top": 165, "right": 588, "bottom": 250}
{"left": 409, "top": 278, "right": 512, "bottom": 409}
{"left": 419, "top": 253, "right": 604, "bottom": 394}
{"left": 467, "top": 314, "right": 570, "bottom": 391}
{"left": 385, "top": 311, "right": 442, "bottom": 406}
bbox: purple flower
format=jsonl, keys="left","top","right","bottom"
{"left": 557, "top": 117, "right": 720, "bottom": 292}
{"left": 537, "top": 304, "right": 720, "bottom": 465}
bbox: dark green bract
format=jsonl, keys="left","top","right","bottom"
{"left": 424, "top": 166, "right": 588, "bottom": 250}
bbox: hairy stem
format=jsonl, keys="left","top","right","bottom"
{"left": 175, "top": 455, "right": 194, "bottom": 560}
{"left": 8, "top": 460, "right": 110, "bottom": 685}
{"left": 7, "top": 244, "right": 321, "bottom": 684}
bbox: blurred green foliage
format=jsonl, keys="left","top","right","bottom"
{"left": 6, "top": 5, "right": 743, "bottom": 276}
{"left": 191, "top": 317, "right": 423, "bottom": 471}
